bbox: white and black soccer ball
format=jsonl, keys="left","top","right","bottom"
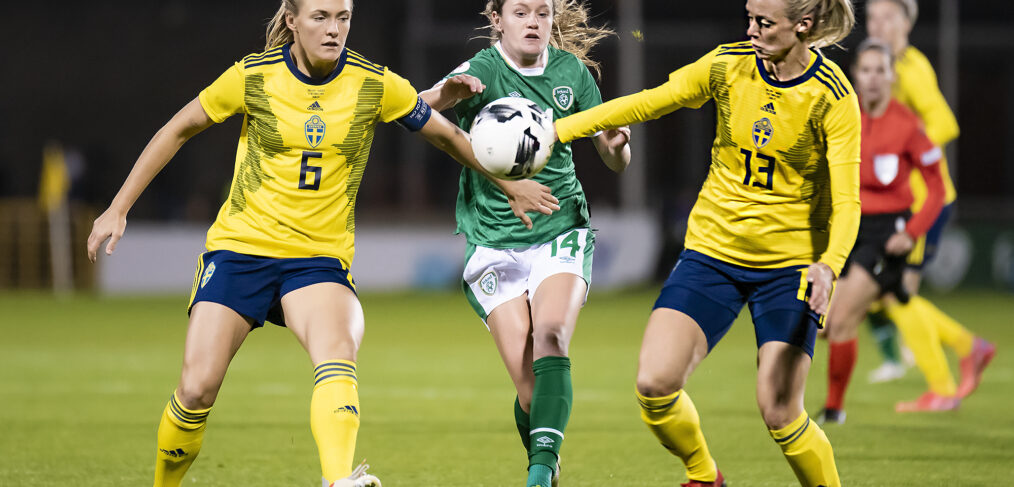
{"left": 469, "top": 97, "right": 555, "bottom": 180}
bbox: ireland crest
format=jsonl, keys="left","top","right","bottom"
{"left": 752, "top": 117, "right": 774, "bottom": 149}
{"left": 305, "top": 115, "right": 326, "bottom": 148}
{"left": 480, "top": 271, "right": 498, "bottom": 296}
{"left": 553, "top": 86, "right": 574, "bottom": 111}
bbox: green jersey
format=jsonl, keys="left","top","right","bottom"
{"left": 448, "top": 43, "right": 602, "bottom": 248}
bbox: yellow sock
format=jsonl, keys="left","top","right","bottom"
{"left": 154, "top": 391, "right": 210, "bottom": 487}
{"left": 886, "top": 301, "right": 957, "bottom": 396}
{"left": 910, "top": 296, "right": 975, "bottom": 357}
{"left": 312, "top": 360, "right": 360, "bottom": 483}
{"left": 636, "top": 389, "right": 717, "bottom": 482}
{"left": 770, "top": 413, "right": 840, "bottom": 487}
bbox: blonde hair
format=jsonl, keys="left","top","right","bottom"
{"left": 868, "top": 0, "right": 918, "bottom": 25}
{"left": 481, "top": 0, "right": 614, "bottom": 78}
{"left": 784, "top": 0, "right": 856, "bottom": 48}
{"left": 265, "top": 0, "right": 299, "bottom": 51}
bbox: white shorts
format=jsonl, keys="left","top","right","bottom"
{"left": 463, "top": 228, "right": 594, "bottom": 323}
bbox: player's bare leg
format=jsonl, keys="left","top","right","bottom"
{"left": 488, "top": 294, "right": 538, "bottom": 461}
{"left": 820, "top": 263, "right": 880, "bottom": 423}
{"left": 155, "top": 302, "right": 252, "bottom": 487}
{"left": 522, "top": 273, "right": 586, "bottom": 487}
{"left": 758, "top": 341, "right": 840, "bottom": 487}
{"left": 488, "top": 294, "right": 536, "bottom": 412}
{"left": 282, "top": 283, "right": 374, "bottom": 486}
{"left": 635, "top": 309, "right": 721, "bottom": 485}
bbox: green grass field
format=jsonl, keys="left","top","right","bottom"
{"left": 1, "top": 289, "right": 1011, "bottom": 486}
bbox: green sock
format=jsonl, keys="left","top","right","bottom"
{"left": 515, "top": 396, "right": 531, "bottom": 452}
{"left": 526, "top": 463, "right": 553, "bottom": 487}
{"left": 528, "top": 356, "right": 572, "bottom": 469}
{"left": 868, "top": 310, "right": 901, "bottom": 364}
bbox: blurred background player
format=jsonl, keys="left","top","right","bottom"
{"left": 817, "top": 39, "right": 949, "bottom": 424}
{"left": 85, "top": 1, "right": 556, "bottom": 486}
{"left": 420, "top": 1, "right": 631, "bottom": 485}
{"left": 554, "top": 0, "right": 859, "bottom": 485}
{"left": 860, "top": 0, "right": 996, "bottom": 388}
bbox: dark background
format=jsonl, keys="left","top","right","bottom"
{"left": 3, "top": 1, "right": 1012, "bottom": 225}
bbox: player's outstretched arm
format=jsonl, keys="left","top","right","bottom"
{"left": 419, "top": 74, "right": 485, "bottom": 112}
{"left": 417, "top": 109, "right": 560, "bottom": 229}
{"left": 592, "top": 127, "right": 632, "bottom": 173}
{"left": 87, "top": 98, "right": 214, "bottom": 262}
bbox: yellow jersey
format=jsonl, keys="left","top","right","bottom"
{"left": 198, "top": 44, "right": 425, "bottom": 266}
{"left": 557, "top": 42, "right": 861, "bottom": 275}
{"left": 894, "top": 46, "right": 959, "bottom": 205}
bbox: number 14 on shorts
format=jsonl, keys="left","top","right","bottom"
{"left": 550, "top": 230, "right": 581, "bottom": 262}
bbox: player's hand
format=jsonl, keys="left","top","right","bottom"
{"left": 87, "top": 208, "right": 127, "bottom": 263}
{"left": 885, "top": 231, "right": 915, "bottom": 256}
{"left": 500, "top": 179, "right": 560, "bottom": 230}
{"left": 601, "top": 127, "right": 631, "bottom": 152}
{"left": 806, "top": 262, "right": 835, "bottom": 316}
{"left": 442, "top": 74, "right": 484, "bottom": 102}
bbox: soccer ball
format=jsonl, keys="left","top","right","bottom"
{"left": 469, "top": 97, "right": 555, "bottom": 180}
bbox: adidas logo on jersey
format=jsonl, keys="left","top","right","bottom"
{"left": 761, "top": 102, "right": 777, "bottom": 115}
{"left": 308, "top": 101, "right": 323, "bottom": 111}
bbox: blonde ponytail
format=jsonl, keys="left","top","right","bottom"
{"left": 265, "top": 0, "right": 299, "bottom": 51}
{"left": 480, "top": 0, "right": 615, "bottom": 78}
{"left": 785, "top": 0, "right": 856, "bottom": 49}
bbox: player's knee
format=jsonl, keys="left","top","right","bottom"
{"left": 635, "top": 372, "right": 684, "bottom": 398}
{"left": 758, "top": 401, "right": 797, "bottom": 430}
{"left": 176, "top": 380, "right": 220, "bottom": 410}
{"left": 532, "top": 325, "right": 569, "bottom": 357}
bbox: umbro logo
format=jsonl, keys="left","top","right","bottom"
{"left": 761, "top": 102, "right": 776, "bottom": 115}
{"left": 508, "top": 91, "right": 522, "bottom": 98}
{"left": 308, "top": 101, "right": 323, "bottom": 111}
{"left": 535, "top": 436, "right": 555, "bottom": 447}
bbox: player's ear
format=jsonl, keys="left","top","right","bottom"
{"left": 285, "top": 11, "right": 297, "bottom": 33}
{"left": 795, "top": 14, "right": 813, "bottom": 35}
{"left": 490, "top": 11, "right": 503, "bottom": 34}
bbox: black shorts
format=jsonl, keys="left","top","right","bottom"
{"left": 841, "top": 212, "right": 911, "bottom": 303}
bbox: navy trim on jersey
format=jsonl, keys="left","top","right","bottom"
{"left": 813, "top": 71, "right": 844, "bottom": 100}
{"left": 283, "top": 43, "right": 347, "bottom": 85}
{"left": 755, "top": 49, "right": 823, "bottom": 88}
{"left": 818, "top": 65, "right": 850, "bottom": 95}
{"left": 395, "top": 97, "right": 432, "bottom": 132}
{"left": 245, "top": 57, "right": 284, "bottom": 69}
{"left": 717, "top": 49, "right": 755, "bottom": 56}
{"left": 719, "top": 41, "right": 752, "bottom": 50}
{"left": 244, "top": 47, "right": 283, "bottom": 63}
{"left": 346, "top": 50, "right": 384, "bottom": 71}
{"left": 347, "top": 60, "right": 384, "bottom": 76}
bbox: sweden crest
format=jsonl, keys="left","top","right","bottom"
{"left": 200, "top": 262, "right": 216, "bottom": 288}
{"left": 553, "top": 86, "right": 574, "bottom": 111}
{"left": 752, "top": 117, "right": 774, "bottom": 149}
{"left": 305, "top": 115, "right": 326, "bottom": 148}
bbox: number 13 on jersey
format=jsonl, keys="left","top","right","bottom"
{"left": 740, "top": 147, "right": 776, "bottom": 190}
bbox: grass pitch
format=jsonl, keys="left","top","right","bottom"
{"left": 1, "top": 289, "right": 1011, "bottom": 486}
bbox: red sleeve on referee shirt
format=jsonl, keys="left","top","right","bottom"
{"left": 904, "top": 128, "right": 946, "bottom": 238}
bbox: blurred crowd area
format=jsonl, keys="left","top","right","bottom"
{"left": 2, "top": 1, "right": 1013, "bottom": 290}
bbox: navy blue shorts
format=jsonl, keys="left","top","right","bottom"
{"left": 907, "top": 203, "right": 953, "bottom": 270}
{"left": 653, "top": 249, "right": 820, "bottom": 357}
{"left": 188, "top": 250, "right": 356, "bottom": 328}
